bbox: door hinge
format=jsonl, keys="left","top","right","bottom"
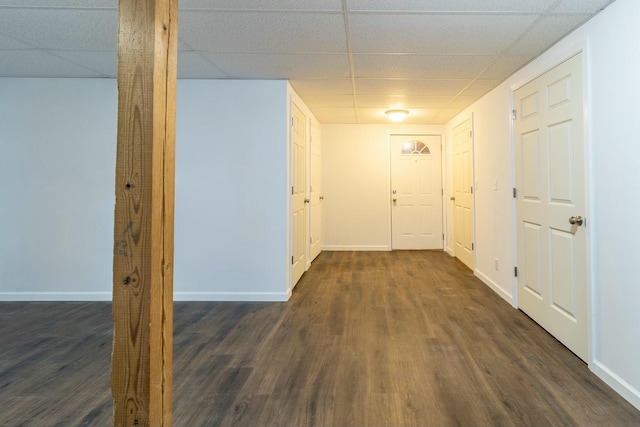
{"left": 292, "top": 186, "right": 294, "bottom": 195}
{"left": 469, "top": 130, "right": 473, "bottom": 138}
{"left": 310, "top": 237, "right": 313, "bottom": 244}
{"left": 292, "top": 256, "right": 294, "bottom": 265}
{"left": 441, "top": 188, "right": 444, "bottom": 196}
{"left": 514, "top": 266, "right": 518, "bottom": 277}
{"left": 513, "top": 187, "right": 517, "bottom": 198}
{"left": 470, "top": 186, "right": 473, "bottom": 194}
{"left": 442, "top": 233, "right": 445, "bottom": 241}
{"left": 291, "top": 117, "right": 294, "bottom": 127}
{"left": 471, "top": 243, "right": 474, "bottom": 250}
{"left": 512, "top": 109, "right": 517, "bottom": 120}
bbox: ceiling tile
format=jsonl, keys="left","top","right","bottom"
{"left": 479, "top": 55, "right": 531, "bottom": 79}
{"left": 347, "top": 0, "right": 557, "bottom": 13}
{"left": 179, "top": 11, "right": 346, "bottom": 53}
{"left": 553, "top": 0, "right": 615, "bottom": 13}
{"left": 0, "top": 8, "right": 117, "bottom": 50}
{"left": 0, "top": 32, "right": 33, "bottom": 49}
{"left": 348, "top": 14, "right": 540, "bottom": 55}
{"left": 355, "top": 79, "right": 471, "bottom": 97}
{"left": 506, "top": 14, "right": 590, "bottom": 55}
{"left": 177, "top": 51, "right": 229, "bottom": 79}
{"left": 459, "top": 79, "right": 503, "bottom": 96}
{"left": 432, "top": 108, "right": 461, "bottom": 123}
{"left": 356, "top": 94, "right": 475, "bottom": 108}
{"left": 356, "top": 107, "right": 441, "bottom": 124}
{"left": 0, "top": 0, "right": 617, "bottom": 124}
{"left": 289, "top": 79, "right": 354, "bottom": 95}
{"left": 49, "top": 50, "right": 116, "bottom": 76}
{"left": 296, "top": 94, "right": 355, "bottom": 108}
{"left": 180, "top": 0, "right": 342, "bottom": 11}
{"left": 0, "top": 50, "right": 103, "bottom": 77}
{"left": 353, "top": 54, "right": 495, "bottom": 79}
{"left": 202, "top": 53, "right": 350, "bottom": 79}
{"left": 311, "top": 107, "right": 358, "bottom": 124}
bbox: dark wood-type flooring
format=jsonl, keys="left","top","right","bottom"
{"left": 1, "top": 251, "right": 639, "bottom": 426}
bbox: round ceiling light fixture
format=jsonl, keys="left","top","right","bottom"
{"left": 385, "top": 109, "right": 409, "bottom": 122}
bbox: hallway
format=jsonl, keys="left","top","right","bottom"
{"left": 1, "top": 251, "right": 639, "bottom": 426}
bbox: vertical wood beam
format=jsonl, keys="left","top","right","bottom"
{"left": 112, "top": 0, "right": 177, "bottom": 426}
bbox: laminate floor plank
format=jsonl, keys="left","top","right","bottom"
{"left": 1, "top": 251, "right": 640, "bottom": 426}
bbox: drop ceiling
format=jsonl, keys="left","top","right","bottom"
{"left": 0, "top": 0, "right": 615, "bottom": 124}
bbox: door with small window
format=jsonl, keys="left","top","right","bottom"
{"left": 390, "top": 135, "right": 443, "bottom": 250}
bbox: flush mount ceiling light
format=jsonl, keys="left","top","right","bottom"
{"left": 385, "top": 109, "right": 409, "bottom": 122}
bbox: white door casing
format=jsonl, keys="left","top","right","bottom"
{"left": 309, "top": 123, "right": 322, "bottom": 262}
{"left": 390, "top": 135, "right": 443, "bottom": 250}
{"left": 453, "top": 119, "right": 474, "bottom": 269}
{"left": 291, "top": 102, "right": 307, "bottom": 287}
{"left": 515, "top": 53, "right": 588, "bottom": 361}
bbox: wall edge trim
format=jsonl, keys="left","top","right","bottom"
{"left": 591, "top": 360, "right": 640, "bottom": 411}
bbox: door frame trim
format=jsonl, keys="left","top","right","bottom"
{"left": 510, "top": 43, "right": 594, "bottom": 366}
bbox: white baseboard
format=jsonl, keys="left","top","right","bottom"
{"left": 0, "top": 291, "right": 290, "bottom": 302}
{"left": 592, "top": 360, "right": 640, "bottom": 411}
{"left": 445, "top": 246, "right": 455, "bottom": 256}
{"left": 174, "top": 292, "right": 290, "bottom": 302}
{"left": 321, "top": 245, "right": 390, "bottom": 251}
{"left": 474, "top": 270, "right": 514, "bottom": 305}
{"left": 0, "top": 292, "right": 112, "bottom": 301}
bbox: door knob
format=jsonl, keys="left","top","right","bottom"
{"left": 392, "top": 198, "right": 397, "bottom": 203}
{"left": 304, "top": 199, "right": 310, "bottom": 204}
{"left": 569, "top": 215, "right": 584, "bottom": 226}
{"left": 319, "top": 196, "right": 324, "bottom": 201}
{"left": 450, "top": 196, "right": 455, "bottom": 201}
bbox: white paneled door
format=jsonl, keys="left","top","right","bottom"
{"left": 452, "top": 119, "right": 474, "bottom": 269}
{"left": 390, "top": 135, "right": 443, "bottom": 250}
{"left": 309, "top": 123, "right": 322, "bottom": 262}
{"left": 292, "top": 102, "right": 307, "bottom": 288}
{"left": 515, "top": 53, "right": 587, "bottom": 361}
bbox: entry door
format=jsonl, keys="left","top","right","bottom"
{"left": 452, "top": 119, "right": 474, "bottom": 269}
{"left": 515, "top": 53, "right": 587, "bottom": 361}
{"left": 291, "top": 102, "right": 307, "bottom": 287}
{"left": 390, "top": 135, "right": 443, "bottom": 250}
{"left": 309, "top": 123, "right": 322, "bottom": 262}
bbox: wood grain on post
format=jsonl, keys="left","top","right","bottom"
{"left": 112, "top": 0, "right": 177, "bottom": 426}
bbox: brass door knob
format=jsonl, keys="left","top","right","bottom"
{"left": 569, "top": 215, "right": 584, "bottom": 226}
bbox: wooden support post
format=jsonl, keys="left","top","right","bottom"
{"left": 112, "top": 0, "right": 177, "bottom": 426}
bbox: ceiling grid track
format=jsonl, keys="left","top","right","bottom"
{"left": 341, "top": 0, "right": 359, "bottom": 123}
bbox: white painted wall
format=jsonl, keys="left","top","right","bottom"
{"left": 0, "top": 78, "right": 292, "bottom": 301}
{"left": 446, "top": 0, "right": 640, "bottom": 409}
{"left": 321, "top": 124, "right": 444, "bottom": 250}
{"left": 175, "top": 79, "right": 289, "bottom": 301}
{"left": 0, "top": 78, "right": 117, "bottom": 300}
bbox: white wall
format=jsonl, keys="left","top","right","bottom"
{"left": 446, "top": 0, "right": 640, "bottom": 409}
{"left": 321, "top": 124, "right": 444, "bottom": 250}
{"left": 175, "top": 80, "right": 289, "bottom": 301}
{"left": 0, "top": 78, "right": 291, "bottom": 301}
{"left": 0, "top": 78, "right": 117, "bottom": 300}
